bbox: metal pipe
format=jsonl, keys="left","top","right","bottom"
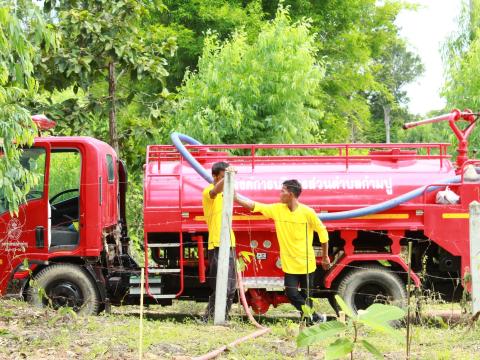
{"left": 194, "top": 235, "right": 206, "bottom": 283}
{"left": 403, "top": 112, "right": 457, "bottom": 129}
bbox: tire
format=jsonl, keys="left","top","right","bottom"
{"left": 27, "top": 264, "right": 100, "bottom": 315}
{"left": 337, "top": 264, "right": 407, "bottom": 313}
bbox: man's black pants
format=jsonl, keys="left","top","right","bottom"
{"left": 205, "top": 247, "right": 237, "bottom": 319}
{"left": 284, "top": 272, "right": 316, "bottom": 316}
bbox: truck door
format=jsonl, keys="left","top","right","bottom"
{"left": 0, "top": 145, "right": 51, "bottom": 290}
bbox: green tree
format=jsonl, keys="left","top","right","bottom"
{"left": 441, "top": 0, "right": 480, "bottom": 156}
{"left": 442, "top": 0, "right": 480, "bottom": 110}
{"left": 368, "top": 40, "right": 424, "bottom": 143}
{"left": 261, "top": 0, "right": 413, "bottom": 143}
{"left": 171, "top": 7, "right": 324, "bottom": 144}
{"left": 150, "top": 1, "right": 420, "bottom": 143}
{"left": 0, "top": 1, "right": 57, "bottom": 213}
{"left": 40, "top": 0, "right": 176, "bottom": 153}
{"left": 157, "top": 0, "right": 264, "bottom": 89}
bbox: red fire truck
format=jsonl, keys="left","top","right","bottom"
{"left": 0, "top": 110, "right": 477, "bottom": 315}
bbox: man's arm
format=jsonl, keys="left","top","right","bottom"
{"left": 209, "top": 178, "right": 225, "bottom": 199}
{"left": 308, "top": 209, "right": 330, "bottom": 270}
{"left": 235, "top": 195, "right": 277, "bottom": 219}
{"left": 209, "top": 166, "right": 237, "bottom": 199}
{"left": 234, "top": 193, "right": 255, "bottom": 210}
{"left": 320, "top": 241, "right": 330, "bottom": 270}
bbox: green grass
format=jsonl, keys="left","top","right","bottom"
{"left": 0, "top": 299, "right": 479, "bottom": 359}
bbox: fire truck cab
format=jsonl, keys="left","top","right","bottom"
{"left": 0, "top": 133, "right": 134, "bottom": 314}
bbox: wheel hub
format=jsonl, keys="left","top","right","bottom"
{"left": 354, "top": 283, "right": 390, "bottom": 310}
{"left": 46, "top": 281, "right": 84, "bottom": 310}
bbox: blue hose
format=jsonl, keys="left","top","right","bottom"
{"left": 170, "top": 132, "right": 213, "bottom": 183}
{"left": 170, "top": 132, "right": 461, "bottom": 221}
{"left": 319, "top": 177, "right": 460, "bottom": 220}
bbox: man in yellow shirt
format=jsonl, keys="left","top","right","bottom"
{"left": 202, "top": 161, "right": 236, "bottom": 321}
{"left": 235, "top": 179, "right": 330, "bottom": 323}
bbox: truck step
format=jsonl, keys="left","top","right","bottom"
{"left": 129, "top": 286, "right": 163, "bottom": 295}
{"left": 151, "top": 294, "right": 176, "bottom": 299}
{"left": 129, "top": 277, "right": 162, "bottom": 284}
{"left": 148, "top": 243, "right": 180, "bottom": 248}
{"left": 148, "top": 268, "right": 181, "bottom": 274}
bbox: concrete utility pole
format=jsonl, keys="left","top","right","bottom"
{"left": 214, "top": 169, "right": 235, "bottom": 325}
{"left": 469, "top": 201, "right": 480, "bottom": 314}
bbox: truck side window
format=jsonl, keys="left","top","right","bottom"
{"left": 49, "top": 150, "right": 81, "bottom": 236}
{"left": 0, "top": 148, "right": 46, "bottom": 214}
{"left": 106, "top": 154, "right": 115, "bottom": 183}
{"left": 49, "top": 150, "right": 81, "bottom": 205}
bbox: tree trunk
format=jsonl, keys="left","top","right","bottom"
{"left": 383, "top": 104, "right": 391, "bottom": 144}
{"left": 108, "top": 61, "right": 119, "bottom": 154}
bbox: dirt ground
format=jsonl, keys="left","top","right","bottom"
{"left": 1, "top": 299, "right": 480, "bottom": 360}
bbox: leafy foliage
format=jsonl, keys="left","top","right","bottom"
{"left": 441, "top": 0, "right": 480, "bottom": 155}
{"left": 159, "top": 0, "right": 264, "bottom": 88}
{"left": 39, "top": 0, "right": 176, "bottom": 154}
{"left": 43, "top": 0, "right": 175, "bottom": 88}
{"left": 0, "top": 1, "right": 57, "bottom": 214}
{"left": 297, "top": 295, "right": 405, "bottom": 360}
{"left": 172, "top": 6, "right": 324, "bottom": 145}
{"left": 260, "top": 0, "right": 416, "bottom": 142}
{"left": 368, "top": 39, "right": 424, "bottom": 143}
{"left": 297, "top": 320, "right": 346, "bottom": 347}
{"left": 442, "top": 0, "right": 480, "bottom": 110}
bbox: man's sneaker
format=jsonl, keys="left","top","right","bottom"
{"left": 195, "top": 315, "right": 209, "bottom": 325}
{"left": 312, "top": 313, "right": 327, "bottom": 324}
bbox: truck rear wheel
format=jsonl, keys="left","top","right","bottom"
{"left": 337, "top": 264, "right": 407, "bottom": 313}
{"left": 27, "top": 264, "right": 100, "bottom": 315}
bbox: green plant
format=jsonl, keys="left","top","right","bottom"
{"left": 300, "top": 297, "right": 327, "bottom": 324}
{"left": 0, "top": 2, "right": 58, "bottom": 215}
{"left": 461, "top": 270, "right": 472, "bottom": 314}
{"left": 172, "top": 5, "right": 324, "bottom": 145}
{"left": 297, "top": 295, "right": 405, "bottom": 360}
{"left": 48, "top": 306, "right": 78, "bottom": 326}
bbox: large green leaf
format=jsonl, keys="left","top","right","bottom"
{"left": 325, "top": 338, "right": 354, "bottom": 360}
{"left": 359, "top": 303, "right": 405, "bottom": 323}
{"left": 357, "top": 304, "right": 406, "bottom": 342}
{"left": 360, "top": 340, "right": 383, "bottom": 360}
{"left": 357, "top": 319, "right": 404, "bottom": 342}
{"left": 377, "top": 259, "right": 391, "bottom": 267}
{"left": 296, "top": 320, "right": 346, "bottom": 348}
{"left": 334, "top": 295, "right": 354, "bottom": 318}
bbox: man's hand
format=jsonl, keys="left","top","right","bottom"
{"left": 226, "top": 166, "right": 237, "bottom": 173}
{"left": 321, "top": 256, "right": 331, "bottom": 271}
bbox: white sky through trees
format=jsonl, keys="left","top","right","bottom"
{"left": 396, "top": 0, "right": 462, "bottom": 116}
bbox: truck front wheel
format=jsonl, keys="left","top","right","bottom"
{"left": 337, "top": 264, "right": 407, "bottom": 313}
{"left": 27, "top": 264, "right": 100, "bottom": 315}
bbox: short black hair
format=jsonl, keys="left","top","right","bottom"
{"left": 282, "top": 179, "right": 302, "bottom": 198}
{"left": 212, "top": 161, "right": 229, "bottom": 176}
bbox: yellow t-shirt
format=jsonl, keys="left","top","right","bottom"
{"left": 253, "top": 202, "right": 328, "bottom": 274}
{"left": 202, "top": 184, "right": 236, "bottom": 250}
